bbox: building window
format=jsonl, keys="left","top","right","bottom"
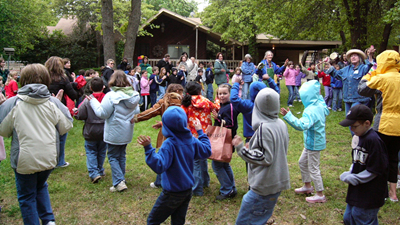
{"left": 137, "top": 43, "right": 150, "bottom": 57}
{"left": 168, "top": 45, "right": 190, "bottom": 59}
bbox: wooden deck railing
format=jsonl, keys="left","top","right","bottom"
{"left": 147, "top": 59, "right": 242, "bottom": 70}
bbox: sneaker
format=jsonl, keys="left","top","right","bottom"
{"left": 288, "top": 105, "right": 294, "bottom": 107}
{"left": 294, "top": 99, "right": 298, "bottom": 102}
{"left": 328, "top": 107, "right": 332, "bottom": 110}
{"left": 47, "top": 222, "right": 56, "bottom": 225}
{"left": 92, "top": 176, "right": 101, "bottom": 184}
{"left": 299, "top": 100, "right": 302, "bottom": 102}
{"left": 59, "top": 162, "right": 69, "bottom": 168}
{"left": 294, "top": 186, "right": 314, "bottom": 194}
{"left": 149, "top": 182, "right": 160, "bottom": 188}
{"left": 338, "top": 108, "right": 342, "bottom": 111}
{"left": 110, "top": 181, "right": 127, "bottom": 192}
{"left": 216, "top": 189, "right": 237, "bottom": 200}
{"left": 306, "top": 194, "right": 327, "bottom": 203}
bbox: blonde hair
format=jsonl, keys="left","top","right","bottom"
{"left": 20, "top": 64, "right": 51, "bottom": 87}
{"left": 6, "top": 71, "right": 18, "bottom": 86}
{"left": 217, "top": 84, "right": 231, "bottom": 96}
{"left": 108, "top": 70, "right": 131, "bottom": 87}
{"left": 160, "top": 67, "right": 166, "bottom": 75}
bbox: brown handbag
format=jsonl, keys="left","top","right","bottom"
{"left": 205, "top": 120, "right": 233, "bottom": 163}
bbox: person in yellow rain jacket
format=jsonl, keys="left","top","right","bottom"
{"left": 358, "top": 50, "right": 400, "bottom": 202}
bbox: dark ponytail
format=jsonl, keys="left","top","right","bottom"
{"left": 182, "top": 81, "right": 202, "bottom": 107}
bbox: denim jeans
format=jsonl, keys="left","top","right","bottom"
{"left": 157, "top": 86, "right": 166, "bottom": 102}
{"left": 242, "top": 82, "right": 251, "bottom": 100}
{"left": 192, "top": 158, "right": 210, "bottom": 195}
{"left": 14, "top": 169, "right": 55, "bottom": 225}
{"left": 150, "top": 92, "right": 157, "bottom": 107}
{"left": 345, "top": 101, "right": 369, "bottom": 135}
{"left": 85, "top": 140, "right": 107, "bottom": 179}
{"left": 343, "top": 204, "right": 380, "bottom": 225}
{"left": 236, "top": 190, "right": 281, "bottom": 225}
{"left": 324, "top": 86, "right": 333, "bottom": 107}
{"left": 207, "top": 83, "right": 213, "bottom": 101}
{"left": 57, "top": 133, "right": 68, "bottom": 167}
{"left": 286, "top": 85, "right": 295, "bottom": 106}
{"left": 294, "top": 86, "right": 300, "bottom": 100}
{"left": 147, "top": 189, "right": 192, "bottom": 225}
{"left": 212, "top": 161, "right": 236, "bottom": 196}
{"left": 332, "top": 88, "right": 343, "bottom": 110}
{"left": 107, "top": 144, "right": 127, "bottom": 186}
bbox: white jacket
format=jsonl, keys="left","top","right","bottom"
{"left": 0, "top": 84, "right": 73, "bottom": 174}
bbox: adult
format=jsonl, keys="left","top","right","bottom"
{"left": 140, "top": 56, "right": 151, "bottom": 72}
{"left": 257, "top": 51, "right": 288, "bottom": 83}
{"left": 0, "top": 58, "right": 9, "bottom": 84}
{"left": 338, "top": 52, "right": 348, "bottom": 69}
{"left": 62, "top": 58, "right": 75, "bottom": 83}
{"left": 46, "top": 56, "right": 78, "bottom": 168}
{"left": 214, "top": 52, "right": 229, "bottom": 86}
{"left": 358, "top": 50, "right": 400, "bottom": 201}
{"left": 156, "top": 54, "right": 173, "bottom": 75}
{"left": 186, "top": 57, "right": 198, "bottom": 82}
{"left": 102, "top": 59, "right": 115, "bottom": 89}
{"left": 364, "top": 46, "right": 376, "bottom": 64}
{"left": 117, "top": 57, "right": 130, "bottom": 71}
{"left": 240, "top": 54, "right": 255, "bottom": 100}
{"left": 328, "top": 49, "right": 374, "bottom": 116}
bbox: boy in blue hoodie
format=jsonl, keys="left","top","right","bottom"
{"left": 137, "top": 106, "right": 212, "bottom": 225}
{"left": 281, "top": 80, "right": 330, "bottom": 203}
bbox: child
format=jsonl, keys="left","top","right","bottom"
{"left": 294, "top": 64, "right": 306, "bottom": 102}
{"left": 318, "top": 63, "right": 333, "bottom": 109}
{"left": 156, "top": 67, "right": 168, "bottom": 101}
{"left": 149, "top": 66, "right": 161, "bottom": 106}
{"left": 233, "top": 88, "right": 290, "bottom": 224}
{"left": 75, "top": 77, "right": 107, "bottom": 183}
{"left": 205, "top": 63, "right": 214, "bottom": 101}
{"left": 281, "top": 80, "right": 329, "bottom": 203}
{"left": 339, "top": 104, "right": 388, "bottom": 225}
{"left": 140, "top": 70, "right": 152, "bottom": 111}
{"left": 132, "top": 84, "right": 184, "bottom": 188}
{"left": 181, "top": 81, "right": 220, "bottom": 196}
{"left": 177, "top": 65, "right": 187, "bottom": 88}
{"left": 195, "top": 68, "right": 205, "bottom": 96}
{"left": 211, "top": 84, "right": 239, "bottom": 200}
{"left": 283, "top": 61, "right": 298, "bottom": 107}
{"left": 0, "top": 64, "right": 73, "bottom": 225}
{"left": 199, "top": 62, "right": 207, "bottom": 96}
{"left": 127, "top": 68, "right": 139, "bottom": 92}
{"left": 167, "top": 67, "right": 178, "bottom": 85}
{"left": 231, "top": 67, "right": 243, "bottom": 98}
{"left": 88, "top": 70, "right": 140, "bottom": 192}
{"left": 137, "top": 107, "right": 211, "bottom": 225}
{"left": 4, "top": 71, "right": 18, "bottom": 99}
{"left": 331, "top": 65, "right": 343, "bottom": 112}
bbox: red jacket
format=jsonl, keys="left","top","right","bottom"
{"left": 318, "top": 71, "right": 331, "bottom": 86}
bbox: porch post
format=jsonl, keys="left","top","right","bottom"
{"left": 195, "top": 26, "right": 198, "bottom": 59}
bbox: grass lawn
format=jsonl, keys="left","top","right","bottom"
{"left": 1, "top": 82, "right": 400, "bottom": 225}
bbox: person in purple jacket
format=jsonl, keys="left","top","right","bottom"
{"left": 294, "top": 64, "right": 306, "bottom": 102}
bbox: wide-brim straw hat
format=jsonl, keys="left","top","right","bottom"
{"left": 346, "top": 49, "right": 367, "bottom": 60}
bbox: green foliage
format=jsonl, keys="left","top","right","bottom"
{"left": 143, "top": 0, "right": 197, "bottom": 17}
{"left": 0, "top": 0, "right": 58, "bottom": 55}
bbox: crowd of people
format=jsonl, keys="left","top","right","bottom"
{"left": 0, "top": 47, "right": 399, "bottom": 225}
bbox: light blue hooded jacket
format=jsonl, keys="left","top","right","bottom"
{"left": 283, "top": 80, "right": 329, "bottom": 150}
{"left": 90, "top": 87, "right": 140, "bottom": 145}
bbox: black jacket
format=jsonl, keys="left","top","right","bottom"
{"left": 74, "top": 97, "right": 105, "bottom": 141}
{"left": 157, "top": 59, "right": 173, "bottom": 74}
{"left": 49, "top": 76, "right": 78, "bottom": 105}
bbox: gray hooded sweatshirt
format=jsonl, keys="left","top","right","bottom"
{"left": 235, "top": 88, "right": 290, "bottom": 196}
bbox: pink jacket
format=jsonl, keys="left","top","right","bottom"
{"left": 140, "top": 77, "right": 152, "bottom": 95}
{"left": 283, "top": 68, "right": 298, "bottom": 86}
{"left": 231, "top": 74, "right": 243, "bottom": 98}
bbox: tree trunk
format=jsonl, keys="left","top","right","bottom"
{"left": 378, "top": 23, "right": 393, "bottom": 54}
{"left": 101, "top": 0, "right": 115, "bottom": 66}
{"left": 343, "top": 0, "right": 369, "bottom": 49}
{"left": 339, "top": 30, "right": 346, "bottom": 47}
{"left": 123, "top": 0, "right": 141, "bottom": 66}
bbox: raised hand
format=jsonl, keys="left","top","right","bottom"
{"left": 137, "top": 135, "right": 151, "bottom": 147}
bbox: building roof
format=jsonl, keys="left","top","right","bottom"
{"left": 47, "top": 18, "right": 78, "bottom": 36}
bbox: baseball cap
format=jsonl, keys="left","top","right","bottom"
{"left": 339, "top": 104, "right": 373, "bottom": 127}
